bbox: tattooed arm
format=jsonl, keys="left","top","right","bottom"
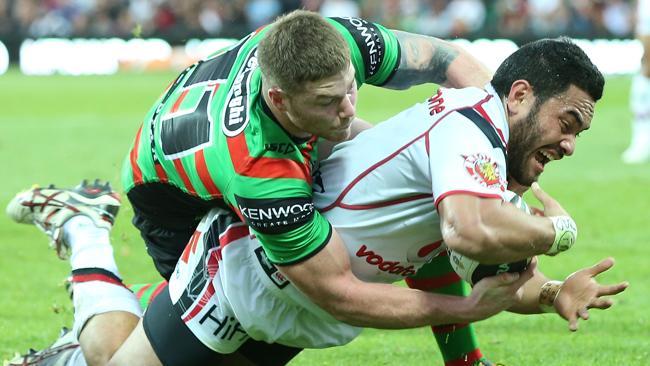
{"left": 385, "top": 30, "right": 492, "bottom": 90}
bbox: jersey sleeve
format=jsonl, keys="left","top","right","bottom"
{"left": 326, "top": 17, "right": 400, "bottom": 87}
{"left": 428, "top": 113, "right": 508, "bottom": 208}
{"left": 230, "top": 172, "right": 332, "bottom": 265}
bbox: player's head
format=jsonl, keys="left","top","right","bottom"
{"left": 492, "top": 37, "right": 605, "bottom": 186}
{"left": 258, "top": 10, "right": 357, "bottom": 142}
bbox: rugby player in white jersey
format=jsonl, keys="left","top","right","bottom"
{"left": 622, "top": 0, "right": 650, "bottom": 163}
{"left": 7, "top": 38, "right": 628, "bottom": 366}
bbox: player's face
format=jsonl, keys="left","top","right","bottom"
{"left": 284, "top": 63, "right": 357, "bottom": 142}
{"left": 508, "top": 85, "right": 595, "bottom": 186}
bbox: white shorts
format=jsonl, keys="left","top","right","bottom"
{"left": 167, "top": 208, "right": 362, "bottom": 354}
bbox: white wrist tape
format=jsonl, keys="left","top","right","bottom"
{"left": 547, "top": 216, "right": 577, "bottom": 255}
{"left": 539, "top": 280, "right": 563, "bottom": 313}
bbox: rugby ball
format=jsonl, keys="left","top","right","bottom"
{"left": 448, "top": 190, "right": 532, "bottom": 286}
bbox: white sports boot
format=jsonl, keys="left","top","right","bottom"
{"left": 5, "top": 327, "right": 85, "bottom": 366}
{"left": 6, "top": 179, "right": 120, "bottom": 258}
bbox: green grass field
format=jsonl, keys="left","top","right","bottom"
{"left": 0, "top": 69, "right": 648, "bottom": 365}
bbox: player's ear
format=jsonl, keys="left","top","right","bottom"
{"left": 268, "top": 87, "right": 289, "bottom": 112}
{"left": 506, "top": 80, "right": 534, "bottom": 116}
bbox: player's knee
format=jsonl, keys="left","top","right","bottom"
{"left": 79, "top": 345, "right": 113, "bottom": 366}
{"left": 79, "top": 312, "right": 141, "bottom": 366}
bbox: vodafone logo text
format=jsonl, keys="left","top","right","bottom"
{"left": 356, "top": 245, "right": 416, "bottom": 277}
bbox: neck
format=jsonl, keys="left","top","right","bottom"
{"left": 261, "top": 81, "right": 311, "bottom": 139}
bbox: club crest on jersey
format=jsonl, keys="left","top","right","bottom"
{"left": 462, "top": 153, "right": 504, "bottom": 190}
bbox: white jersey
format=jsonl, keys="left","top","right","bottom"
{"left": 314, "top": 84, "right": 509, "bottom": 283}
{"left": 639, "top": 0, "right": 650, "bottom": 35}
{"left": 168, "top": 213, "right": 363, "bottom": 352}
{"left": 167, "top": 84, "right": 510, "bottom": 352}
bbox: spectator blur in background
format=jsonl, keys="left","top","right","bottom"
{"left": 622, "top": 0, "right": 650, "bottom": 163}
{"left": 0, "top": 0, "right": 639, "bottom": 41}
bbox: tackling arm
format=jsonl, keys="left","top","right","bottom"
{"left": 277, "top": 228, "right": 532, "bottom": 329}
{"left": 384, "top": 30, "right": 492, "bottom": 90}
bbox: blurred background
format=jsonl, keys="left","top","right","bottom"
{"left": 0, "top": 0, "right": 643, "bottom": 75}
{"left": 0, "top": 0, "right": 638, "bottom": 41}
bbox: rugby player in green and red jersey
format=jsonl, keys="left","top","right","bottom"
{"left": 7, "top": 10, "right": 497, "bottom": 366}
{"left": 119, "top": 9, "right": 492, "bottom": 365}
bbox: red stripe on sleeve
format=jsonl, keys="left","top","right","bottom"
{"left": 195, "top": 149, "right": 222, "bottom": 198}
{"left": 337, "top": 193, "right": 432, "bottom": 211}
{"left": 227, "top": 133, "right": 310, "bottom": 181}
{"left": 130, "top": 126, "right": 144, "bottom": 185}
{"left": 434, "top": 190, "right": 503, "bottom": 210}
{"left": 172, "top": 159, "right": 197, "bottom": 194}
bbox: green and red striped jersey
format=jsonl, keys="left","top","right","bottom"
{"left": 122, "top": 17, "right": 401, "bottom": 264}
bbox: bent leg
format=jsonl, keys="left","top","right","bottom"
{"left": 65, "top": 217, "right": 143, "bottom": 365}
{"left": 80, "top": 311, "right": 140, "bottom": 366}
{"left": 107, "top": 319, "right": 161, "bottom": 366}
{"left": 119, "top": 284, "right": 228, "bottom": 366}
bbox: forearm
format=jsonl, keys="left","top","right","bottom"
{"left": 278, "top": 232, "right": 484, "bottom": 329}
{"left": 478, "top": 201, "right": 556, "bottom": 262}
{"left": 441, "top": 196, "right": 555, "bottom": 264}
{"left": 323, "top": 276, "right": 478, "bottom": 328}
{"left": 384, "top": 30, "right": 492, "bottom": 90}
